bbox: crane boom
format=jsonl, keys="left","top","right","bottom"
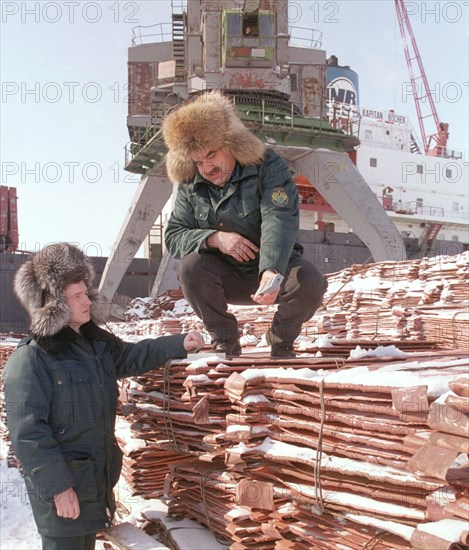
{"left": 394, "top": 0, "right": 448, "bottom": 156}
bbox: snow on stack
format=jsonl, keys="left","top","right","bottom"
{"left": 113, "top": 253, "right": 469, "bottom": 547}
{"left": 114, "top": 420, "right": 189, "bottom": 499}
{"left": 216, "top": 356, "right": 469, "bottom": 548}
{"left": 114, "top": 252, "right": 469, "bottom": 350}
{"left": 118, "top": 350, "right": 469, "bottom": 548}
{"left": 323, "top": 252, "right": 468, "bottom": 345}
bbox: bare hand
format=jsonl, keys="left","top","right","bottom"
{"left": 183, "top": 331, "right": 205, "bottom": 352}
{"left": 54, "top": 487, "right": 80, "bottom": 519}
{"left": 251, "top": 270, "right": 281, "bottom": 305}
{"left": 207, "top": 232, "right": 259, "bottom": 262}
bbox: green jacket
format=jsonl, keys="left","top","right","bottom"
{"left": 165, "top": 148, "right": 303, "bottom": 275}
{"left": 3, "top": 322, "right": 187, "bottom": 537}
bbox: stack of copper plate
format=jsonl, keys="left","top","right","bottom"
{"left": 211, "top": 354, "right": 468, "bottom": 548}
{"left": 113, "top": 252, "right": 468, "bottom": 349}
{"left": 115, "top": 420, "right": 190, "bottom": 499}
{"left": 112, "top": 253, "right": 469, "bottom": 547}
{"left": 165, "top": 462, "right": 414, "bottom": 549}
{"left": 0, "top": 342, "right": 22, "bottom": 468}
{"left": 120, "top": 356, "right": 349, "bottom": 455}
{"left": 419, "top": 307, "right": 469, "bottom": 350}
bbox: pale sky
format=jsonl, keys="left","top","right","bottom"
{"left": 1, "top": 0, "right": 468, "bottom": 257}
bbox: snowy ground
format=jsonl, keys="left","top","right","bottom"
{"left": 0, "top": 440, "right": 111, "bottom": 550}
{"left": 0, "top": 439, "right": 219, "bottom": 550}
{"left": 0, "top": 442, "right": 41, "bottom": 549}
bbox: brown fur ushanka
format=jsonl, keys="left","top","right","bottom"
{"left": 162, "top": 90, "right": 266, "bottom": 184}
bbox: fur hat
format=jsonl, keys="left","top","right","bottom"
{"left": 14, "top": 243, "right": 109, "bottom": 337}
{"left": 162, "top": 90, "right": 266, "bottom": 183}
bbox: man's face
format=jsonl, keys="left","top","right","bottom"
{"left": 191, "top": 147, "right": 236, "bottom": 186}
{"left": 64, "top": 281, "right": 91, "bottom": 331}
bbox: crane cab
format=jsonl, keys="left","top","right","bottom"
{"left": 222, "top": 10, "right": 276, "bottom": 65}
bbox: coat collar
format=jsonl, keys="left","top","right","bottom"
{"left": 33, "top": 321, "right": 119, "bottom": 354}
{"left": 192, "top": 162, "right": 258, "bottom": 187}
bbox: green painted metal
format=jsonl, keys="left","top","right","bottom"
{"left": 124, "top": 100, "right": 359, "bottom": 175}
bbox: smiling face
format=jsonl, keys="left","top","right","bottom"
{"left": 64, "top": 281, "right": 92, "bottom": 332}
{"left": 191, "top": 147, "right": 236, "bottom": 186}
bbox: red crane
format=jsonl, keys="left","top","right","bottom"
{"left": 394, "top": 0, "right": 449, "bottom": 156}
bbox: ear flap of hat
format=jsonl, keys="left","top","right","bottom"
{"left": 29, "top": 300, "right": 70, "bottom": 338}
{"left": 223, "top": 116, "right": 266, "bottom": 167}
{"left": 14, "top": 259, "right": 43, "bottom": 320}
{"left": 165, "top": 150, "right": 197, "bottom": 184}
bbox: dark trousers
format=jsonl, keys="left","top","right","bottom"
{"left": 178, "top": 252, "right": 328, "bottom": 345}
{"left": 41, "top": 532, "right": 96, "bottom": 550}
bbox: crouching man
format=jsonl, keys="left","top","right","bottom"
{"left": 162, "top": 90, "right": 328, "bottom": 358}
{"left": 4, "top": 243, "right": 203, "bottom": 550}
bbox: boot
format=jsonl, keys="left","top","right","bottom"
{"left": 270, "top": 342, "right": 296, "bottom": 359}
{"left": 212, "top": 340, "right": 242, "bottom": 357}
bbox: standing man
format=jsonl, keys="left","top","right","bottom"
{"left": 4, "top": 243, "right": 203, "bottom": 550}
{"left": 163, "top": 91, "right": 327, "bottom": 358}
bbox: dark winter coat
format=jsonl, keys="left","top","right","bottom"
{"left": 165, "top": 148, "right": 304, "bottom": 276}
{"left": 4, "top": 321, "right": 187, "bottom": 537}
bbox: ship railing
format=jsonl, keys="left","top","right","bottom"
{"left": 131, "top": 23, "right": 172, "bottom": 45}
{"left": 330, "top": 116, "right": 361, "bottom": 138}
{"left": 124, "top": 122, "right": 160, "bottom": 166}
{"left": 328, "top": 102, "right": 361, "bottom": 138}
{"left": 288, "top": 26, "right": 323, "bottom": 49}
{"left": 403, "top": 202, "right": 445, "bottom": 218}
{"left": 235, "top": 97, "right": 360, "bottom": 141}
{"left": 235, "top": 98, "right": 315, "bottom": 131}
{"left": 431, "top": 146, "right": 464, "bottom": 160}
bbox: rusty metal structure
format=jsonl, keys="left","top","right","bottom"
{"left": 99, "top": 0, "right": 405, "bottom": 316}
{"left": 0, "top": 186, "right": 19, "bottom": 253}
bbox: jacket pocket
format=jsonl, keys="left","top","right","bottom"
{"left": 49, "top": 363, "right": 93, "bottom": 424}
{"left": 239, "top": 195, "right": 260, "bottom": 219}
{"left": 67, "top": 455, "right": 98, "bottom": 503}
{"left": 49, "top": 362, "right": 90, "bottom": 387}
{"left": 193, "top": 203, "right": 212, "bottom": 228}
{"left": 239, "top": 180, "right": 261, "bottom": 220}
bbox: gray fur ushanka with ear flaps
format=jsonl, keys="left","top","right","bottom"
{"left": 14, "top": 243, "right": 109, "bottom": 337}
{"left": 162, "top": 90, "right": 267, "bottom": 184}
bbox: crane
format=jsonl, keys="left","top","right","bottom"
{"left": 99, "top": 0, "right": 406, "bottom": 313}
{"left": 394, "top": 0, "right": 449, "bottom": 157}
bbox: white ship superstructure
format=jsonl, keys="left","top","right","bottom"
{"left": 303, "top": 107, "right": 469, "bottom": 250}
{"left": 356, "top": 109, "right": 468, "bottom": 246}
{"left": 301, "top": 55, "right": 469, "bottom": 256}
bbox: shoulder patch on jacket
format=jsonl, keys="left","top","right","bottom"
{"left": 270, "top": 187, "right": 289, "bottom": 207}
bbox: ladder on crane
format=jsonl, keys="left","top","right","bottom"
{"left": 394, "top": 0, "right": 449, "bottom": 157}
{"left": 171, "top": 0, "right": 187, "bottom": 82}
